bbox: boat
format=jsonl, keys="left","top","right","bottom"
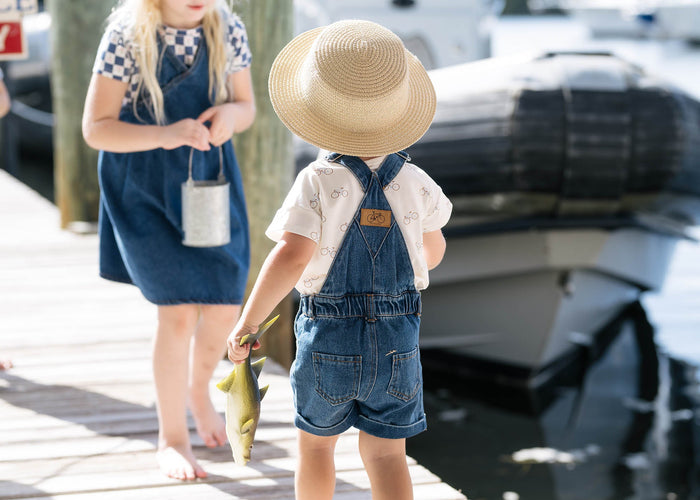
{"left": 547, "top": 0, "right": 700, "bottom": 43}
{"left": 544, "top": 0, "right": 658, "bottom": 38}
{"left": 655, "top": 1, "right": 700, "bottom": 42}
{"left": 412, "top": 51, "right": 700, "bottom": 386}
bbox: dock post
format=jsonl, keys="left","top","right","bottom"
{"left": 49, "top": 0, "right": 113, "bottom": 228}
{"left": 234, "top": 0, "right": 295, "bottom": 369}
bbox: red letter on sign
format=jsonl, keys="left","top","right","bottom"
{"left": 0, "top": 20, "right": 26, "bottom": 60}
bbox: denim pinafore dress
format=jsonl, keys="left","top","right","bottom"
{"left": 292, "top": 153, "right": 426, "bottom": 439}
{"left": 97, "top": 34, "right": 250, "bottom": 305}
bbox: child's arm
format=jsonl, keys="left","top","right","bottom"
{"left": 82, "top": 74, "right": 212, "bottom": 152}
{"left": 196, "top": 67, "right": 256, "bottom": 146}
{"left": 422, "top": 229, "right": 446, "bottom": 270}
{"left": 227, "top": 231, "right": 316, "bottom": 363}
{"left": 0, "top": 78, "right": 9, "bottom": 119}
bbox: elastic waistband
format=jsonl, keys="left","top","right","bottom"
{"left": 299, "top": 291, "right": 421, "bottom": 322}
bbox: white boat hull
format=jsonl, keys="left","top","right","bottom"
{"left": 419, "top": 227, "right": 679, "bottom": 377}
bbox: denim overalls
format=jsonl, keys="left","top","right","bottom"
{"left": 292, "top": 152, "right": 426, "bottom": 439}
{"left": 97, "top": 33, "right": 250, "bottom": 305}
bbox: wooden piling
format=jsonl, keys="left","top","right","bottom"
{"left": 49, "top": 0, "right": 113, "bottom": 227}
{"left": 233, "top": 0, "right": 296, "bottom": 369}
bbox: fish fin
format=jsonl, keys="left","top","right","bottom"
{"left": 251, "top": 357, "right": 266, "bottom": 378}
{"left": 259, "top": 384, "right": 269, "bottom": 400}
{"left": 241, "top": 418, "right": 255, "bottom": 435}
{"left": 216, "top": 368, "right": 236, "bottom": 392}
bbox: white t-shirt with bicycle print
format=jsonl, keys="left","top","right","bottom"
{"left": 266, "top": 155, "right": 453, "bottom": 295}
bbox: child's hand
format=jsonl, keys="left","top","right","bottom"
{"left": 197, "top": 104, "right": 236, "bottom": 147}
{"left": 227, "top": 321, "right": 261, "bottom": 365}
{"left": 160, "top": 118, "right": 211, "bottom": 151}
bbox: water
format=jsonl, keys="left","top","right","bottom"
{"left": 406, "top": 15, "right": 700, "bottom": 500}
{"left": 411, "top": 319, "right": 699, "bottom": 500}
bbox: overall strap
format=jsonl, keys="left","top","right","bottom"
{"left": 376, "top": 151, "right": 410, "bottom": 188}
{"left": 326, "top": 151, "right": 410, "bottom": 192}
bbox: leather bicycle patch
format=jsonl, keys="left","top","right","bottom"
{"left": 360, "top": 208, "right": 391, "bottom": 228}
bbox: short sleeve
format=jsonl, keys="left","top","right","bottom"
{"left": 422, "top": 177, "right": 452, "bottom": 233}
{"left": 93, "top": 26, "right": 135, "bottom": 82}
{"left": 226, "top": 14, "right": 252, "bottom": 73}
{"left": 265, "top": 166, "right": 322, "bottom": 243}
{"left": 0, "top": 67, "right": 4, "bottom": 80}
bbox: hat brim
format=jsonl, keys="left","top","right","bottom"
{"left": 268, "top": 27, "right": 437, "bottom": 157}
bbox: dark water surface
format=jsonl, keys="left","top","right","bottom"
{"left": 411, "top": 324, "right": 699, "bottom": 500}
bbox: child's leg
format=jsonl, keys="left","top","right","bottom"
{"left": 358, "top": 431, "right": 413, "bottom": 500}
{"left": 189, "top": 304, "right": 240, "bottom": 448}
{"left": 153, "top": 304, "right": 202, "bottom": 480}
{"left": 296, "top": 429, "right": 340, "bottom": 500}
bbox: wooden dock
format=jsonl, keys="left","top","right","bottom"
{"left": 0, "top": 170, "right": 467, "bottom": 500}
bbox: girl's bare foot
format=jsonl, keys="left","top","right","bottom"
{"left": 189, "top": 392, "right": 227, "bottom": 448}
{"left": 157, "top": 444, "right": 207, "bottom": 480}
{"left": 0, "top": 359, "right": 12, "bottom": 371}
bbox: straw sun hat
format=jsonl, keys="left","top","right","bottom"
{"left": 268, "top": 20, "right": 437, "bottom": 157}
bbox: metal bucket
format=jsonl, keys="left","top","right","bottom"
{"left": 181, "top": 147, "right": 231, "bottom": 247}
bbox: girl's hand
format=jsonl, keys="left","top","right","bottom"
{"left": 160, "top": 118, "right": 211, "bottom": 151}
{"left": 227, "top": 321, "right": 261, "bottom": 365}
{"left": 197, "top": 104, "right": 236, "bottom": 147}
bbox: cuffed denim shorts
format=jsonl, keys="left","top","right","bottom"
{"left": 290, "top": 294, "right": 426, "bottom": 439}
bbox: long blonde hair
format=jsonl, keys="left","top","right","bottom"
{"left": 108, "top": 0, "right": 231, "bottom": 124}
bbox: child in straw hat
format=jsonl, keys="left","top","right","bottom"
{"left": 227, "top": 20, "right": 452, "bottom": 499}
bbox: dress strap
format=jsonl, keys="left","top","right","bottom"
{"left": 376, "top": 151, "right": 409, "bottom": 189}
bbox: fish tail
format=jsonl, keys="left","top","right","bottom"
{"left": 239, "top": 314, "right": 280, "bottom": 347}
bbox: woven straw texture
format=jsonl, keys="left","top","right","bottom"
{"left": 268, "top": 20, "right": 436, "bottom": 156}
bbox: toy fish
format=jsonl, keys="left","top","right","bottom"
{"left": 216, "top": 314, "right": 279, "bottom": 466}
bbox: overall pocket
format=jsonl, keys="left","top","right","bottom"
{"left": 312, "top": 352, "right": 361, "bottom": 405}
{"left": 387, "top": 347, "right": 422, "bottom": 402}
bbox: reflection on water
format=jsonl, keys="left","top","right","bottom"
{"left": 411, "top": 321, "right": 699, "bottom": 500}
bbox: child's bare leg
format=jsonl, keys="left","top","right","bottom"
{"left": 0, "top": 359, "right": 12, "bottom": 370}
{"left": 153, "top": 304, "right": 203, "bottom": 480}
{"left": 358, "top": 431, "right": 413, "bottom": 500}
{"left": 189, "top": 304, "right": 240, "bottom": 447}
{"left": 296, "top": 430, "right": 339, "bottom": 500}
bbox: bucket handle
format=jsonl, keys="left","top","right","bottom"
{"left": 187, "top": 147, "right": 226, "bottom": 184}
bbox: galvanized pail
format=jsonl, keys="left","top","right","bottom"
{"left": 181, "top": 147, "right": 231, "bottom": 247}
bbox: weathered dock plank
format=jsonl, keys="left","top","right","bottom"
{"left": 0, "top": 170, "right": 466, "bottom": 500}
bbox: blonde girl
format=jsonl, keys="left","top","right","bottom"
{"left": 82, "top": 0, "right": 255, "bottom": 480}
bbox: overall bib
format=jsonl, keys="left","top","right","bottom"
{"left": 292, "top": 153, "right": 426, "bottom": 439}
{"left": 97, "top": 34, "right": 250, "bottom": 305}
